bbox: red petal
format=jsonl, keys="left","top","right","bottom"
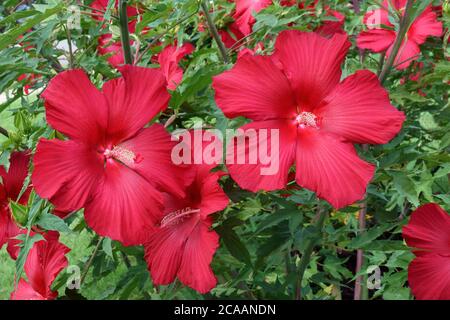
{"left": 144, "top": 215, "right": 219, "bottom": 294}
{"left": 226, "top": 120, "right": 297, "bottom": 192}
{"left": 158, "top": 43, "right": 194, "bottom": 90}
{"left": 119, "top": 124, "right": 191, "bottom": 199}
{"left": 0, "top": 207, "right": 21, "bottom": 259}
{"left": 409, "top": 6, "right": 443, "bottom": 45}
{"left": 84, "top": 160, "right": 163, "bottom": 246}
{"left": 0, "top": 208, "right": 19, "bottom": 256}
{"left": 10, "top": 279, "right": 47, "bottom": 300}
{"left": 18, "top": 235, "right": 69, "bottom": 299}
{"left": 144, "top": 215, "right": 198, "bottom": 286}
{"left": 295, "top": 130, "right": 375, "bottom": 209}
{"left": 41, "top": 70, "right": 108, "bottom": 145}
{"left": 408, "top": 254, "right": 450, "bottom": 300}
{"left": 403, "top": 203, "right": 450, "bottom": 255}
{"left": 317, "top": 70, "right": 405, "bottom": 144}
{"left": 233, "top": 0, "right": 272, "bottom": 35}
{"left": 98, "top": 34, "right": 125, "bottom": 68}
{"left": 356, "top": 29, "right": 396, "bottom": 52}
{"left": 0, "top": 151, "right": 31, "bottom": 202}
{"left": 273, "top": 30, "right": 351, "bottom": 110}
{"left": 177, "top": 218, "right": 219, "bottom": 294}
{"left": 196, "top": 169, "right": 229, "bottom": 218}
{"left": 386, "top": 39, "right": 420, "bottom": 70}
{"left": 32, "top": 139, "right": 104, "bottom": 212}
{"left": 213, "top": 55, "right": 296, "bottom": 121}
{"left": 102, "top": 65, "right": 170, "bottom": 143}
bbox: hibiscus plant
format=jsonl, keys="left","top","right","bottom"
{"left": 0, "top": 0, "right": 449, "bottom": 301}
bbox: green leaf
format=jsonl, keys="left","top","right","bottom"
{"left": 15, "top": 232, "right": 45, "bottom": 282}
{"left": 9, "top": 201, "right": 28, "bottom": 227}
{"left": 347, "top": 224, "right": 397, "bottom": 249}
{"left": 0, "top": 9, "right": 39, "bottom": 27}
{"left": 0, "top": 4, "right": 63, "bottom": 51}
{"left": 102, "top": 238, "right": 114, "bottom": 259}
{"left": 36, "top": 211, "right": 71, "bottom": 233}
{"left": 216, "top": 227, "right": 252, "bottom": 266}
{"left": 389, "top": 172, "right": 420, "bottom": 207}
{"left": 419, "top": 112, "right": 439, "bottom": 131}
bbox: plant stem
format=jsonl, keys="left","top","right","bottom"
{"left": 118, "top": 0, "right": 133, "bottom": 65}
{"left": 201, "top": 0, "right": 229, "bottom": 63}
{"left": 352, "top": 0, "right": 360, "bottom": 14}
{"left": 64, "top": 23, "right": 74, "bottom": 69}
{"left": 377, "top": 52, "right": 386, "bottom": 77}
{"left": 80, "top": 237, "right": 103, "bottom": 285}
{"left": 295, "top": 205, "right": 327, "bottom": 300}
{"left": 354, "top": 144, "right": 369, "bottom": 300}
{"left": 0, "top": 126, "right": 9, "bottom": 138}
{"left": 354, "top": 201, "right": 367, "bottom": 299}
{"left": 378, "top": 0, "right": 414, "bottom": 84}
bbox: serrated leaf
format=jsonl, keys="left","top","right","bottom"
{"left": 36, "top": 212, "right": 71, "bottom": 233}
{"left": 216, "top": 227, "right": 252, "bottom": 266}
{"left": 0, "top": 4, "right": 63, "bottom": 51}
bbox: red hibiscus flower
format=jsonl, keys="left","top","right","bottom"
{"left": 402, "top": 203, "right": 450, "bottom": 300}
{"left": 17, "top": 73, "right": 40, "bottom": 95}
{"left": 144, "top": 131, "right": 229, "bottom": 294}
{"left": 156, "top": 43, "right": 195, "bottom": 90}
{"left": 212, "top": 31, "right": 405, "bottom": 209}
{"left": 219, "top": 21, "right": 246, "bottom": 49}
{"left": 10, "top": 232, "right": 70, "bottom": 300}
{"left": 233, "top": 0, "right": 272, "bottom": 36}
{"left": 218, "top": 0, "right": 272, "bottom": 50}
{"left": 237, "top": 42, "right": 264, "bottom": 58}
{"left": 0, "top": 151, "right": 31, "bottom": 259}
{"left": 97, "top": 34, "right": 129, "bottom": 68}
{"left": 357, "top": 0, "right": 443, "bottom": 70}
{"left": 32, "top": 66, "right": 188, "bottom": 245}
{"left": 92, "top": 0, "right": 141, "bottom": 68}
{"left": 91, "top": 0, "right": 140, "bottom": 22}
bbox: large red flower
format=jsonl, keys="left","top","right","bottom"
{"left": 156, "top": 43, "right": 195, "bottom": 90}
{"left": 233, "top": 0, "right": 272, "bottom": 36}
{"left": 92, "top": 0, "right": 141, "bottom": 68}
{"left": 144, "top": 131, "right": 229, "bottom": 294}
{"left": 402, "top": 203, "right": 450, "bottom": 300}
{"left": 10, "top": 232, "right": 70, "bottom": 300}
{"left": 219, "top": 21, "right": 246, "bottom": 49}
{"left": 91, "top": 0, "right": 140, "bottom": 22}
{"left": 357, "top": 0, "right": 442, "bottom": 70}
{"left": 0, "top": 151, "right": 31, "bottom": 259}
{"left": 213, "top": 30, "right": 405, "bottom": 209}
{"left": 97, "top": 33, "right": 129, "bottom": 68}
{"left": 32, "top": 66, "right": 188, "bottom": 245}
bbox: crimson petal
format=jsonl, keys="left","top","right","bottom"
{"left": 317, "top": 70, "right": 405, "bottom": 144}
{"left": 295, "top": 130, "right": 375, "bottom": 209}
{"left": 41, "top": 70, "right": 108, "bottom": 145}
{"left": 84, "top": 161, "right": 163, "bottom": 246}
{"left": 102, "top": 65, "right": 170, "bottom": 143}
{"left": 273, "top": 30, "right": 350, "bottom": 110}
{"left": 213, "top": 55, "right": 296, "bottom": 121}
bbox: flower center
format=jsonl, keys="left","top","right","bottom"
{"left": 104, "top": 146, "right": 139, "bottom": 167}
{"left": 160, "top": 207, "right": 200, "bottom": 228}
{"left": 295, "top": 111, "right": 319, "bottom": 129}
